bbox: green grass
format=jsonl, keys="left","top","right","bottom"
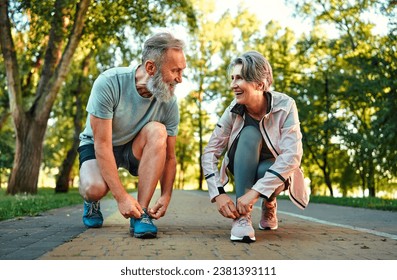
{"left": 279, "top": 194, "right": 397, "bottom": 212}
{"left": 0, "top": 188, "right": 396, "bottom": 222}
{"left": 0, "top": 187, "right": 83, "bottom": 221}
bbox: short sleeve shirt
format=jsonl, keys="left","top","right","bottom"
{"left": 79, "top": 66, "right": 179, "bottom": 146}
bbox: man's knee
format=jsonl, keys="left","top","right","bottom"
{"left": 79, "top": 185, "right": 108, "bottom": 201}
{"left": 79, "top": 166, "right": 108, "bottom": 201}
{"left": 144, "top": 122, "right": 167, "bottom": 146}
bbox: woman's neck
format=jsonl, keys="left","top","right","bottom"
{"left": 245, "top": 95, "right": 267, "bottom": 120}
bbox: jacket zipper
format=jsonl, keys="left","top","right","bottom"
{"left": 261, "top": 121, "right": 279, "bottom": 157}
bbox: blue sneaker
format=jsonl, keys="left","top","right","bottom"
{"left": 83, "top": 200, "right": 103, "bottom": 228}
{"left": 130, "top": 209, "right": 157, "bottom": 238}
{"left": 129, "top": 217, "right": 135, "bottom": 235}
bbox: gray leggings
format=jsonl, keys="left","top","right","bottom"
{"left": 229, "top": 126, "right": 275, "bottom": 199}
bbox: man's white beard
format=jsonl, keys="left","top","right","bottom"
{"left": 147, "top": 71, "right": 175, "bottom": 103}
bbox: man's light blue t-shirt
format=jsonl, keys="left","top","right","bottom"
{"left": 79, "top": 66, "right": 179, "bottom": 147}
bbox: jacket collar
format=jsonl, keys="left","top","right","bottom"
{"left": 230, "top": 91, "right": 273, "bottom": 117}
{"left": 230, "top": 103, "right": 245, "bottom": 116}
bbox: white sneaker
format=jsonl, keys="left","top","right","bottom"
{"left": 230, "top": 214, "right": 256, "bottom": 243}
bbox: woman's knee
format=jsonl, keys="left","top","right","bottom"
{"left": 256, "top": 158, "right": 276, "bottom": 178}
{"left": 239, "top": 126, "right": 262, "bottom": 146}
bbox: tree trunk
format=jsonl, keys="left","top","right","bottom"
{"left": 55, "top": 148, "right": 78, "bottom": 192}
{"left": 0, "top": 0, "right": 90, "bottom": 195}
{"left": 322, "top": 167, "right": 334, "bottom": 197}
{"left": 367, "top": 159, "right": 376, "bottom": 197}
{"left": 7, "top": 118, "right": 47, "bottom": 194}
{"left": 322, "top": 75, "right": 334, "bottom": 197}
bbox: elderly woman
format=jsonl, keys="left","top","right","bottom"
{"left": 202, "top": 51, "right": 308, "bottom": 243}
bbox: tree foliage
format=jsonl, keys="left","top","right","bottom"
{"left": 287, "top": 0, "right": 397, "bottom": 197}
{"left": 182, "top": 0, "right": 263, "bottom": 190}
{"left": 0, "top": 0, "right": 196, "bottom": 194}
{"left": 1, "top": 0, "right": 396, "bottom": 199}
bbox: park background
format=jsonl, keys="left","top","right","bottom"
{"left": 0, "top": 0, "right": 396, "bottom": 204}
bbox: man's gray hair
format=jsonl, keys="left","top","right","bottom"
{"left": 229, "top": 51, "right": 273, "bottom": 92}
{"left": 142, "top": 32, "right": 185, "bottom": 67}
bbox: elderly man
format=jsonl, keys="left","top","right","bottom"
{"left": 78, "top": 32, "right": 186, "bottom": 238}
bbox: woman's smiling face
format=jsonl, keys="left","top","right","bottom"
{"left": 230, "top": 64, "right": 258, "bottom": 105}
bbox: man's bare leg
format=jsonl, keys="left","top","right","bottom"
{"left": 132, "top": 122, "right": 167, "bottom": 209}
{"left": 79, "top": 159, "right": 109, "bottom": 202}
{"left": 79, "top": 159, "right": 109, "bottom": 228}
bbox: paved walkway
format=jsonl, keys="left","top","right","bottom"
{"left": 1, "top": 190, "right": 396, "bottom": 260}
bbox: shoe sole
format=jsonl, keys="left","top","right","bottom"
{"left": 230, "top": 234, "right": 256, "bottom": 243}
{"left": 134, "top": 232, "right": 157, "bottom": 239}
{"left": 130, "top": 228, "right": 157, "bottom": 239}
{"left": 83, "top": 221, "right": 103, "bottom": 228}
{"left": 84, "top": 224, "right": 103, "bottom": 228}
{"left": 258, "top": 223, "right": 278, "bottom": 230}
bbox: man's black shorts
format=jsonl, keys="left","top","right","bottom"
{"left": 77, "top": 141, "right": 140, "bottom": 176}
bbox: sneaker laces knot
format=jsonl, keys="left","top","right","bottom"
{"left": 236, "top": 215, "right": 252, "bottom": 226}
{"left": 139, "top": 209, "right": 153, "bottom": 225}
{"left": 87, "top": 201, "right": 100, "bottom": 216}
